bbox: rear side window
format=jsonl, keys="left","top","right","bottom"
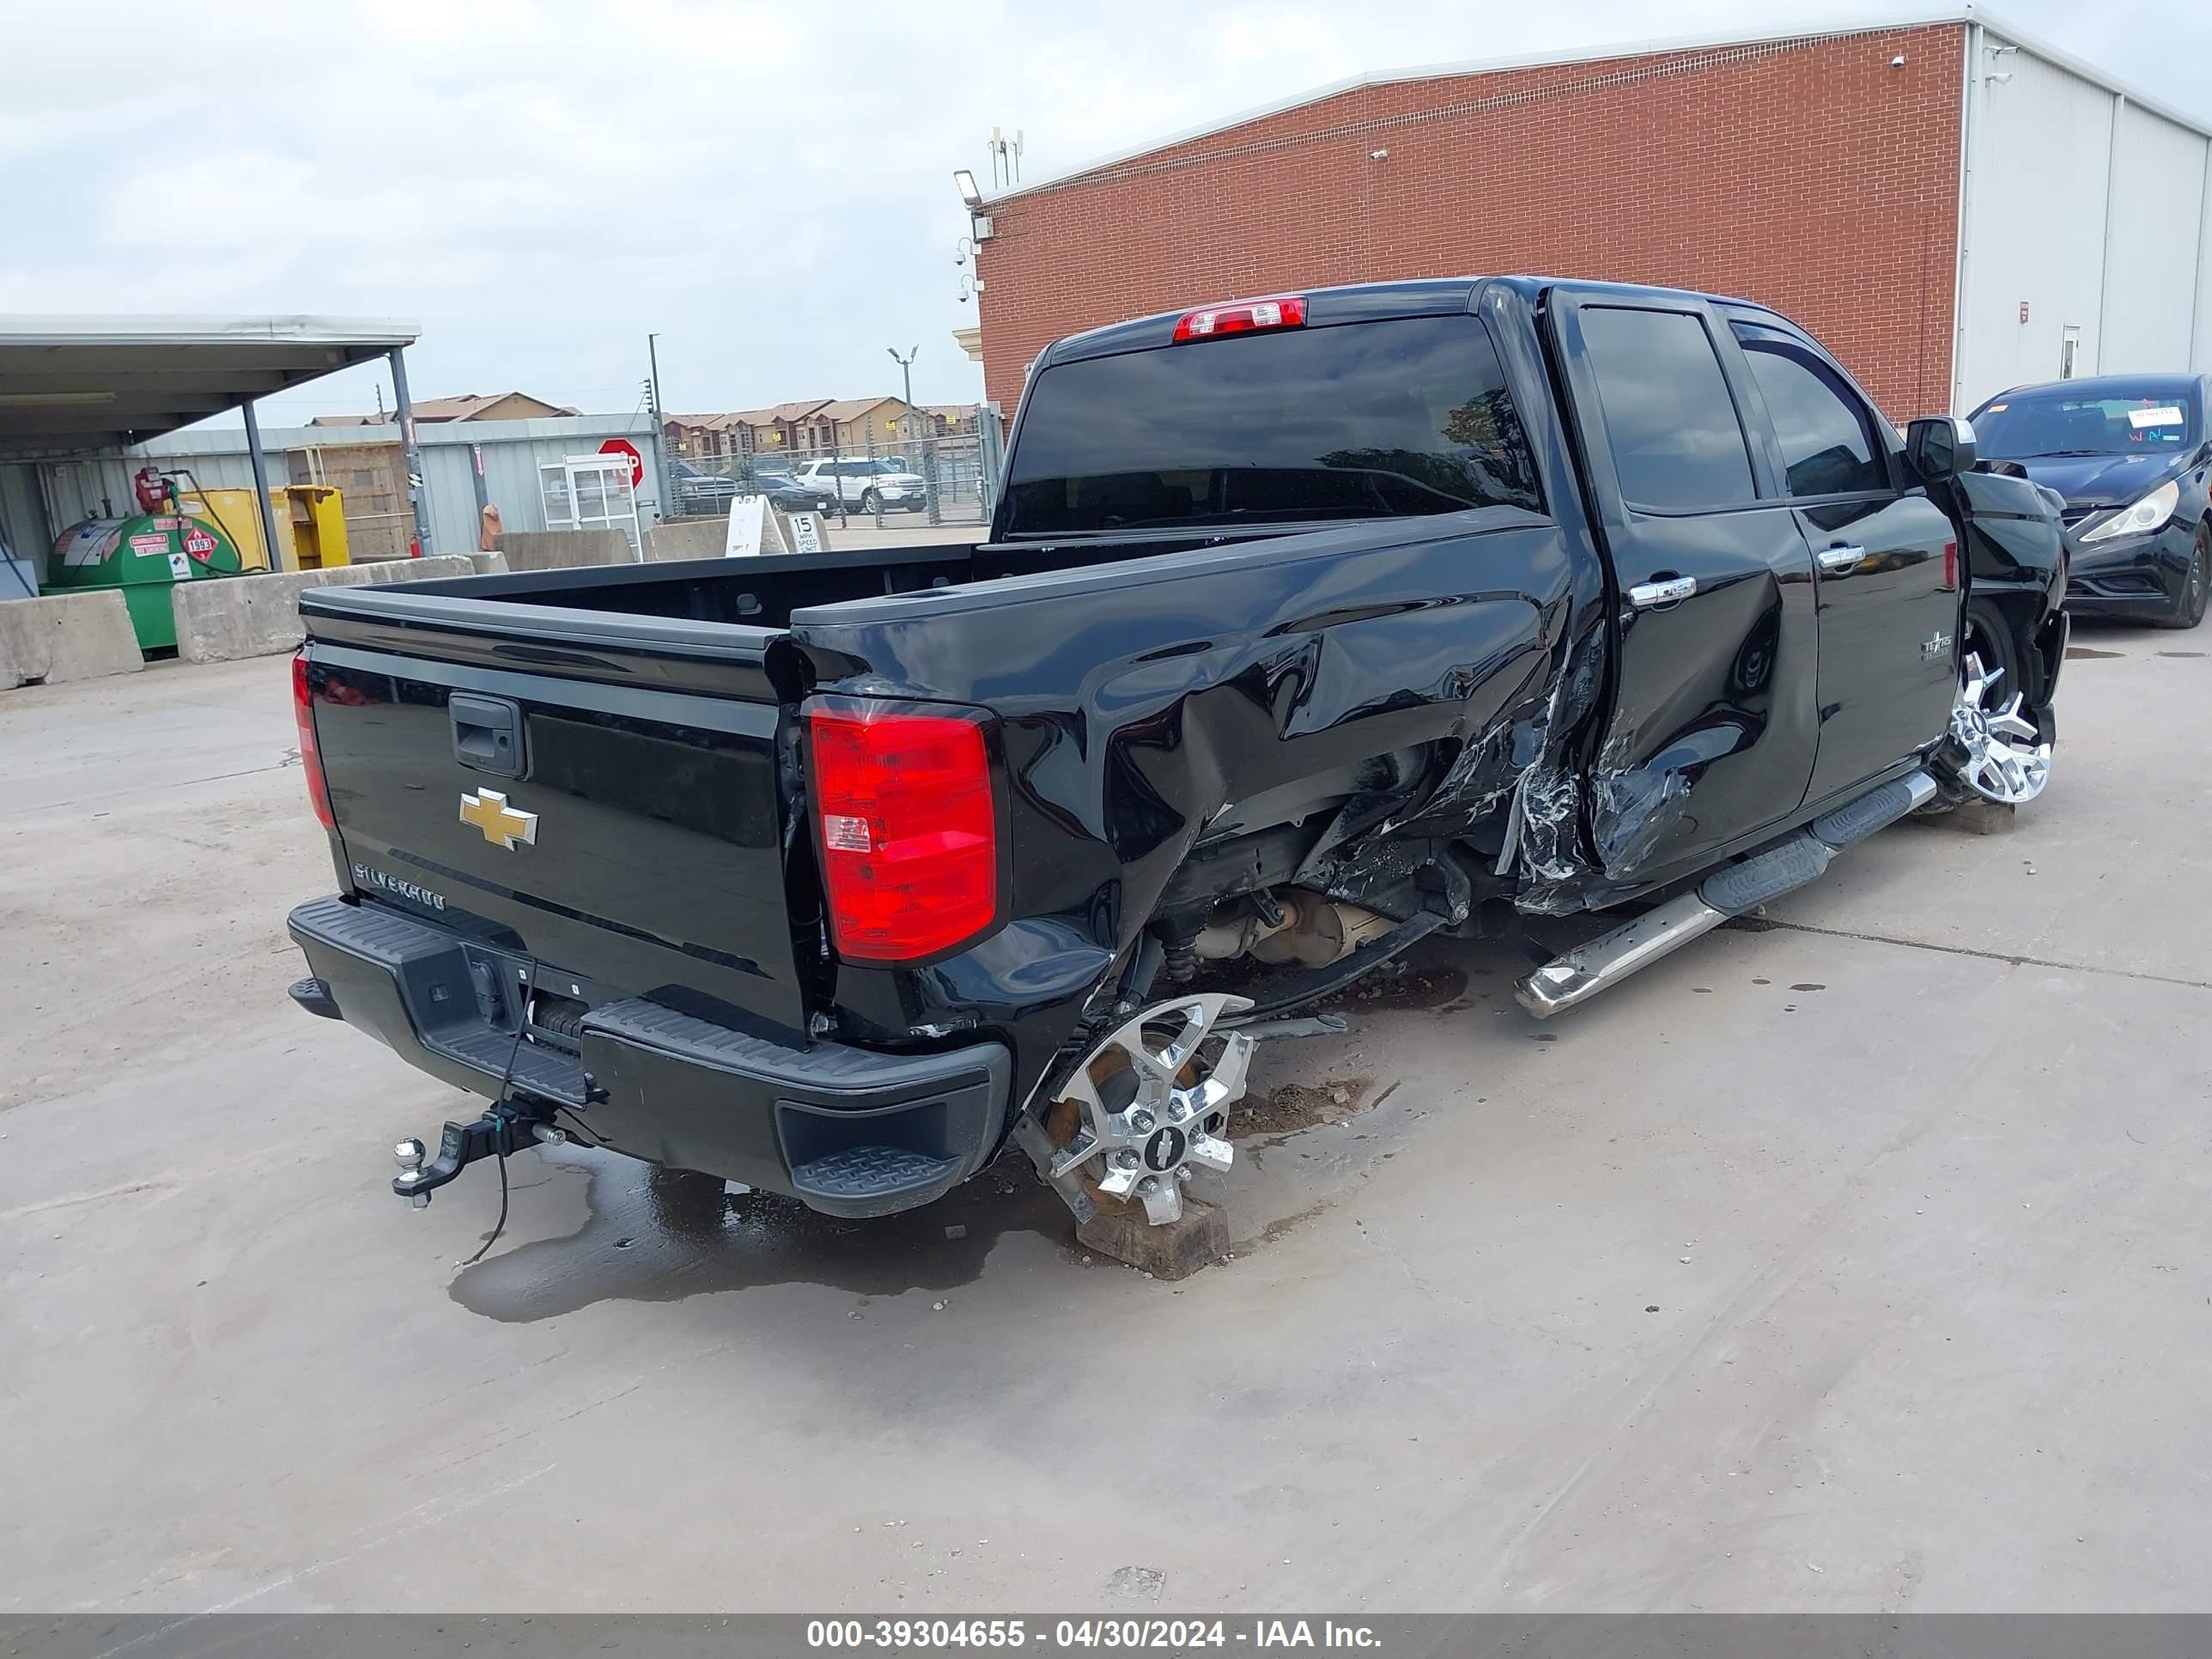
{"left": 1577, "top": 307, "right": 1756, "bottom": 510}
{"left": 1733, "top": 326, "right": 1888, "bottom": 496}
{"left": 1000, "top": 314, "right": 1545, "bottom": 537}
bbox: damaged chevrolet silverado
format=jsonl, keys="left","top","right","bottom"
{"left": 285, "top": 277, "right": 2067, "bottom": 1236}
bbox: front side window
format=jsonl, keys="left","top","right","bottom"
{"left": 1577, "top": 307, "right": 1756, "bottom": 510}
{"left": 1733, "top": 327, "right": 1888, "bottom": 496}
{"left": 1000, "top": 313, "right": 1545, "bottom": 537}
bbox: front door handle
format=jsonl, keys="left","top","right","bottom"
{"left": 1628, "top": 575, "right": 1697, "bottom": 610}
{"left": 1817, "top": 544, "right": 1867, "bottom": 574}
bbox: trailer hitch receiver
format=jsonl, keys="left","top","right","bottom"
{"left": 391, "top": 1104, "right": 546, "bottom": 1207}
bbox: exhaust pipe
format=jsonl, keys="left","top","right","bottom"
{"left": 1192, "top": 891, "right": 1395, "bottom": 969}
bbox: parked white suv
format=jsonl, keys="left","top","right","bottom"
{"left": 793, "top": 457, "right": 927, "bottom": 514}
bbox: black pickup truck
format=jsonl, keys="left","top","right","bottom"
{"left": 286, "top": 276, "right": 2067, "bottom": 1232}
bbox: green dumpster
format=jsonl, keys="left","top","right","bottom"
{"left": 47, "top": 508, "right": 243, "bottom": 653}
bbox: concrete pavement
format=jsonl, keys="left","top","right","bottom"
{"left": 2, "top": 627, "right": 2207, "bottom": 1614}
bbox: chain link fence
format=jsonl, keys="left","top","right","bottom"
{"left": 669, "top": 425, "right": 1004, "bottom": 532}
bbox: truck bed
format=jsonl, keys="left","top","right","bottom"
{"left": 297, "top": 535, "right": 1250, "bottom": 696}
{"left": 330, "top": 536, "right": 1258, "bottom": 629}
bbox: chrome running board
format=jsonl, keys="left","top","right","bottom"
{"left": 1515, "top": 770, "right": 1936, "bottom": 1019}
{"left": 1515, "top": 891, "right": 1729, "bottom": 1018}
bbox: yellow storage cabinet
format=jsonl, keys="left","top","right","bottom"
{"left": 178, "top": 486, "right": 351, "bottom": 571}
{"left": 280, "top": 485, "right": 350, "bottom": 568}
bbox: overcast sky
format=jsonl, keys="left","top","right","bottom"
{"left": 3, "top": 0, "right": 2202, "bottom": 425}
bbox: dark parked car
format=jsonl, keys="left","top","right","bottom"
{"left": 673, "top": 459, "right": 831, "bottom": 517}
{"left": 762, "top": 477, "right": 835, "bottom": 514}
{"left": 286, "top": 276, "right": 2065, "bottom": 1244}
{"left": 670, "top": 460, "right": 739, "bottom": 517}
{"left": 1969, "top": 374, "right": 2209, "bottom": 628}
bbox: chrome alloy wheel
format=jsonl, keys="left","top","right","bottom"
{"left": 1047, "top": 994, "right": 1253, "bottom": 1225}
{"left": 1944, "top": 650, "right": 2051, "bottom": 805}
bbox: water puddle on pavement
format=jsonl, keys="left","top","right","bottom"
{"left": 2066, "top": 646, "right": 2124, "bottom": 659}
{"left": 451, "top": 949, "right": 1480, "bottom": 1319}
{"left": 450, "top": 1144, "right": 1071, "bottom": 1322}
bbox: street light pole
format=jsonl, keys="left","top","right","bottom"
{"left": 887, "top": 343, "right": 918, "bottom": 411}
{"left": 647, "top": 332, "right": 674, "bottom": 519}
{"left": 888, "top": 344, "right": 933, "bottom": 526}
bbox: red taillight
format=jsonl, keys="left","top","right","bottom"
{"left": 292, "top": 653, "right": 335, "bottom": 831}
{"left": 1171, "top": 294, "right": 1307, "bottom": 343}
{"left": 1942, "top": 540, "right": 1959, "bottom": 590}
{"left": 809, "top": 703, "right": 997, "bottom": 963}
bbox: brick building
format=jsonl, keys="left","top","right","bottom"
{"left": 970, "top": 12, "right": 2212, "bottom": 424}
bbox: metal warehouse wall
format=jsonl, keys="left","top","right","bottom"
{"left": 31, "top": 415, "right": 662, "bottom": 562}
{"left": 2103, "top": 103, "right": 2208, "bottom": 374}
{"left": 973, "top": 24, "right": 1967, "bottom": 424}
{"left": 1958, "top": 28, "right": 2210, "bottom": 405}
{"left": 0, "top": 465, "right": 45, "bottom": 570}
{"left": 404, "top": 416, "right": 665, "bottom": 552}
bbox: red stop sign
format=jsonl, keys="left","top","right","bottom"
{"left": 599, "top": 438, "right": 645, "bottom": 489}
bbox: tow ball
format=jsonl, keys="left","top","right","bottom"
{"left": 392, "top": 1103, "right": 560, "bottom": 1207}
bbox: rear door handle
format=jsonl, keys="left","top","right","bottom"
{"left": 1817, "top": 544, "right": 1867, "bottom": 574}
{"left": 1628, "top": 575, "right": 1697, "bottom": 609}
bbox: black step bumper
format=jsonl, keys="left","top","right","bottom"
{"left": 287, "top": 896, "right": 1010, "bottom": 1218}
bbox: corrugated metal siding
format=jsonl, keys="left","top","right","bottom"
{"left": 0, "top": 463, "right": 49, "bottom": 582}
{"left": 2102, "top": 102, "right": 2209, "bottom": 374}
{"left": 39, "top": 456, "right": 139, "bottom": 529}
{"left": 2198, "top": 165, "right": 2212, "bottom": 369}
{"left": 29, "top": 415, "right": 661, "bottom": 559}
{"left": 1960, "top": 32, "right": 2211, "bottom": 403}
{"left": 1958, "top": 41, "right": 2115, "bottom": 404}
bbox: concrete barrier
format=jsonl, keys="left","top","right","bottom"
{"left": 643, "top": 511, "right": 831, "bottom": 562}
{"left": 641, "top": 520, "right": 728, "bottom": 562}
{"left": 496, "top": 530, "right": 632, "bottom": 572}
{"left": 0, "top": 590, "right": 144, "bottom": 690}
{"left": 171, "top": 556, "right": 477, "bottom": 665}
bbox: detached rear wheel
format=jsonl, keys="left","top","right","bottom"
{"left": 1042, "top": 995, "right": 1251, "bottom": 1226}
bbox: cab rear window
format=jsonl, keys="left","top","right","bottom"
{"left": 1001, "top": 315, "right": 1544, "bottom": 536}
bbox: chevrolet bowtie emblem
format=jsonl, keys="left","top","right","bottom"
{"left": 459, "top": 787, "right": 538, "bottom": 850}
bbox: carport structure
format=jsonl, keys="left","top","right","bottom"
{"left": 0, "top": 315, "right": 427, "bottom": 576}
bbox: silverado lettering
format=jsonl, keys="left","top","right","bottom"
{"left": 351, "top": 865, "right": 447, "bottom": 912}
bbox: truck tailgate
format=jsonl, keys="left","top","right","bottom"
{"left": 301, "top": 595, "right": 809, "bottom": 1037}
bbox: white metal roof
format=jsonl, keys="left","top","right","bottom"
{"left": 0, "top": 313, "right": 420, "bottom": 460}
{"left": 981, "top": 3, "right": 2211, "bottom": 205}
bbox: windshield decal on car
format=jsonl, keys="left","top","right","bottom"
{"left": 2128, "top": 406, "right": 2184, "bottom": 428}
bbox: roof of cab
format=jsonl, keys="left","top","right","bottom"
{"left": 1036, "top": 275, "right": 1772, "bottom": 368}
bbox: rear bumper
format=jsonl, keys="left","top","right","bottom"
{"left": 288, "top": 895, "right": 1011, "bottom": 1218}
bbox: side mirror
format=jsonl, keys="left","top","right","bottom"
{"left": 1906, "top": 414, "right": 1978, "bottom": 481}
